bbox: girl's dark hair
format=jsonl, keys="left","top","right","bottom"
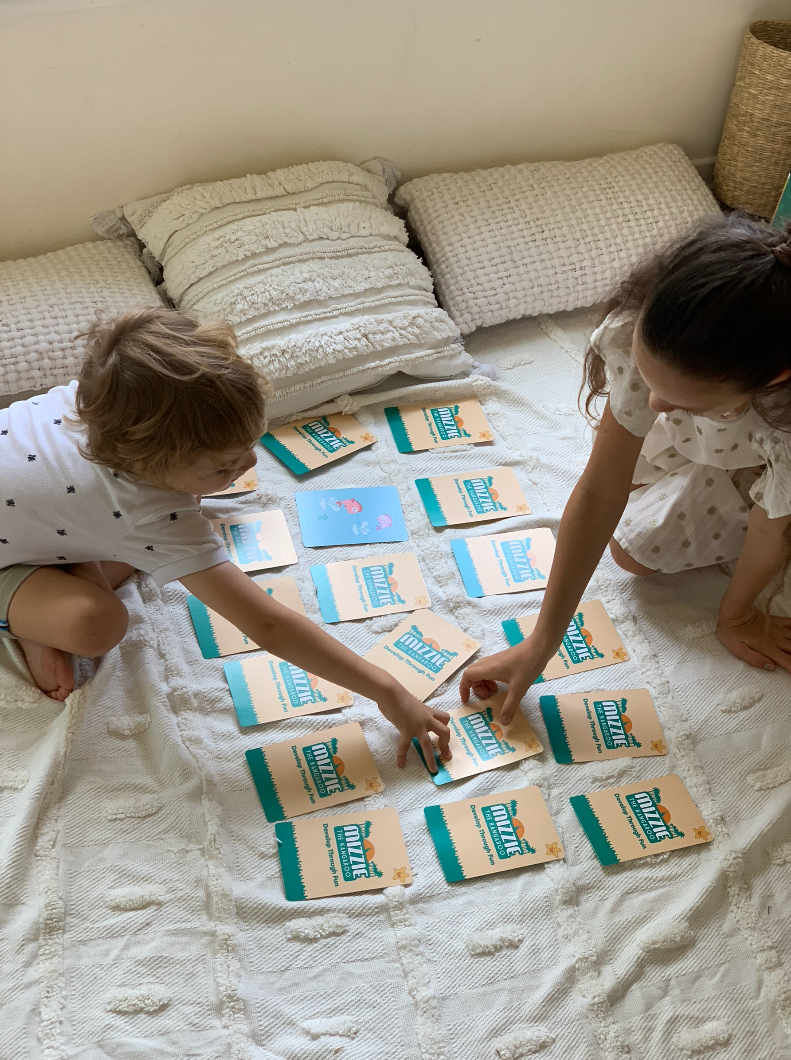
{"left": 583, "top": 214, "right": 791, "bottom": 428}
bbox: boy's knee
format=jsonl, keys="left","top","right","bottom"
{"left": 72, "top": 593, "right": 128, "bottom": 656}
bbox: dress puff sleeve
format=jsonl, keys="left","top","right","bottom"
{"left": 750, "top": 429, "right": 791, "bottom": 518}
{"left": 590, "top": 310, "right": 658, "bottom": 438}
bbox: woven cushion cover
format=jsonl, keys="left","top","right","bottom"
{"left": 103, "top": 160, "right": 470, "bottom": 421}
{"left": 394, "top": 143, "right": 720, "bottom": 335}
{"left": 0, "top": 239, "right": 163, "bottom": 395}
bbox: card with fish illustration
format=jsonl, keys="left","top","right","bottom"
{"left": 414, "top": 692, "right": 543, "bottom": 785}
{"left": 540, "top": 688, "right": 667, "bottom": 764}
{"left": 224, "top": 653, "right": 354, "bottom": 726}
{"left": 425, "top": 785, "right": 564, "bottom": 883}
{"left": 363, "top": 610, "right": 479, "bottom": 701}
{"left": 451, "top": 527, "right": 555, "bottom": 597}
{"left": 212, "top": 510, "right": 297, "bottom": 573}
{"left": 261, "top": 414, "right": 376, "bottom": 475}
{"left": 311, "top": 552, "right": 429, "bottom": 623}
{"left": 245, "top": 721, "right": 383, "bottom": 821}
{"left": 503, "top": 599, "right": 629, "bottom": 682}
{"left": 570, "top": 774, "right": 712, "bottom": 866}
{"left": 415, "top": 467, "right": 530, "bottom": 527}
{"left": 205, "top": 469, "right": 259, "bottom": 496}
{"left": 385, "top": 397, "right": 493, "bottom": 453}
{"left": 187, "top": 575, "right": 305, "bottom": 659}
{"left": 276, "top": 806, "right": 412, "bottom": 900}
{"left": 295, "top": 486, "right": 408, "bottom": 547}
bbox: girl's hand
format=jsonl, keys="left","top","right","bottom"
{"left": 459, "top": 639, "right": 550, "bottom": 724}
{"left": 376, "top": 687, "right": 451, "bottom": 772}
{"left": 716, "top": 606, "right": 791, "bottom": 673}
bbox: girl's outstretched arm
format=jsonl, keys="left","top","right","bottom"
{"left": 460, "top": 400, "right": 644, "bottom": 722}
{"left": 717, "top": 503, "right": 791, "bottom": 672}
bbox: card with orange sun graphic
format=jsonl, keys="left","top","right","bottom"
{"left": 276, "top": 807, "right": 412, "bottom": 900}
{"left": 425, "top": 785, "right": 564, "bottom": 882}
{"left": 415, "top": 466, "right": 530, "bottom": 527}
{"left": 540, "top": 688, "right": 667, "bottom": 763}
{"left": 245, "top": 722, "right": 382, "bottom": 821}
{"left": 224, "top": 653, "right": 353, "bottom": 727}
{"left": 363, "top": 609, "right": 480, "bottom": 701}
{"left": 261, "top": 413, "right": 376, "bottom": 475}
{"left": 503, "top": 599, "right": 629, "bottom": 681}
{"left": 385, "top": 397, "right": 493, "bottom": 453}
{"left": 311, "top": 551, "right": 429, "bottom": 623}
{"left": 414, "top": 692, "right": 543, "bottom": 785}
{"left": 571, "top": 774, "right": 712, "bottom": 865}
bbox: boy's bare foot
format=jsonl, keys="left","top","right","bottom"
{"left": 18, "top": 638, "right": 75, "bottom": 701}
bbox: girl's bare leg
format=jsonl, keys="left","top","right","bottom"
{"left": 9, "top": 562, "right": 135, "bottom": 700}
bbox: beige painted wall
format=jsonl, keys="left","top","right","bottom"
{"left": 1, "top": 0, "right": 788, "bottom": 261}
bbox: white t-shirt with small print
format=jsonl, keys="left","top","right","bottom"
{"left": 0, "top": 382, "right": 228, "bottom": 586}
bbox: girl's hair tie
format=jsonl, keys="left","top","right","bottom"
{"left": 770, "top": 241, "right": 791, "bottom": 268}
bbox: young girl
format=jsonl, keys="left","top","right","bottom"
{"left": 0, "top": 307, "right": 450, "bottom": 771}
{"left": 462, "top": 213, "right": 791, "bottom": 722}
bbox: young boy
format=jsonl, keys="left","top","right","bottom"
{"left": 0, "top": 307, "right": 450, "bottom": 771}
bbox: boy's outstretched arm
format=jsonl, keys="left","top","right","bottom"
{"left": 181, "top": 562, "right": 450, "bottom": 771}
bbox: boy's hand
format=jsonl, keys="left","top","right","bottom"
{"left": 717, "top": 605, "right": 791, "bottom": 674}
{"left": 376, "top": 686, "right": 451, "bottom": 772}
{"left": 460, "top": 639, "right": 548, "bottom": 724}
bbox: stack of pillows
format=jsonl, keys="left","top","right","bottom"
{"left": 0, "top": 144, "right": 718, "bottom": 420}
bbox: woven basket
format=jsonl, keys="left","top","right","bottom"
{"left": 713, "top": 21, "right": 791, "bottom": 218}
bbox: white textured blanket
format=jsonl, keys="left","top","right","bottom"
{"left": 3, "top": 313, "right": 791, "bottom": 1060}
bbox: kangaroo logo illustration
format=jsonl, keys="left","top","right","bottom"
{"left": 334, "top": 820, "right": 383, "bottom": 880}
{"left": 594, "top": 698, "right": 641, "bottom": 750}
{"left": 625, "top": 787, "right": 684, "bottom": 844}
{"left": 481, "top": 799, "right": 536, "bottom": 859}
{"left": 302, "top": 737, "right": 355, "bottom": 798}
{"left": 430, "top": 405, "right": 471, "bottom": 441}
{"left": 562, "top": 612, "right": 605, "bottom": 665}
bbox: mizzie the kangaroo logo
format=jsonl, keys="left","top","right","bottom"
{"left": 334, "top": 821, "right": 383, "bottom": 881}
{"left": 362, "top": 563, "right": 405, "bottom": 608}
{"left": 594, "top": 699, "right": 641, "bottom": 750}
{"left": 302, "top": 737, "right": 355, "bottom": 798}
{"left": 462, "top": 476, "right": 508, "bottom": 515}
{"left": 301, "top": 417, "right": 353, "bottom": 454}
{"left": 278, "top": 662, "right": 328, "bottom": 708}
{"left": 460, "top": 708, "right": 516, "bottom": 760}
{"left": 562, "top": 613, "right": 605, "bottom": 665}
{"left": 430, "top": 405, "right": 471, "bottom": 441}
{"left": 625, "top": 787, "right": 685, "bottom": 844}
{"left": 500, "top": 539, "right": 545, "bottom": 583}
{"left": 392, "top": 624, "right": 458, "bottom": 674}
{"left": 481, "top": 800, "right": 536, "bottom": 859}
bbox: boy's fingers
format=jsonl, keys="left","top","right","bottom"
{"left": 419, "top": 735, "right": 438, "bottom": 773}
{"left": 431, "top": 707, "right": 451, "bottom": 724}
{"left": 459, "top": 672, "right": 472, "bottom": 702}
{"left": 396, "top": 734, "right": 410, "bottom": 768}
{"left": 431, "top": 720, "right": 452, "bottom": 759}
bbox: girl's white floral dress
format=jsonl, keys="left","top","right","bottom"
{"left": 593, "top": 311, "right": 791, "bottom": 573}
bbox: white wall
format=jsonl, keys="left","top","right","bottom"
{"left": 1, "top": 0, "right": 788, "bottom": 261}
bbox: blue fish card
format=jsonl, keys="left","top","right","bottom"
{"left": 295, "top": 486, "right": 408, "bottom": 548}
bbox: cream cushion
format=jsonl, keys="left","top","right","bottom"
{"left": 98, "top": 160, "right": 470, "bottom": 420}
{"left": 0, "top": 239, "right": 162, "bottom": 396}
{"left": 394, "top": 143, "right": 720, "bottom": 335}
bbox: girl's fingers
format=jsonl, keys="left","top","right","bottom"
{"left": 768, "top": 648, "right": 791, "bottom": 675}
{"left": 728, "top": 639, "right": 775, "bottom": 671}
{"left": 431, "top": 708, "right": 451, "bottom": 724}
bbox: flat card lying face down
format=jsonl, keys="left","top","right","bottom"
{"left": 187, "top": 574, "right": 305, "bottom": 659}
{"left": 414, "top": 692, "right": 543, "bottom": 785}
{"left": 540, "top": 688, "right": 668, "bottom": 763}
{"left": 275, "top": 807, "right": 412, "bottom": 900}
{"left": 261, "top": 414, "right": 376, "bottom": 475}
{"left": 363, "top": 609, "right": 480, "bottom": 701}
{"left": 415, "top": 466, "right": 530, "bottom": 527}
{"left": 245, "top": 721, "right": 383, "bottom": 821}
{"left": 310, "top": 552, "right": 430, "bottom": 623}
{"left": 384, "top": 397, "right": 493, "bottom": 452}
{"left": 424, "top": 785, "right": 564, "bottom": 882}
{"left": 570, "top": 773, "right": 712, "bottom": 865}
{"left": 224, "top": 653, "right": 353, "bottom": 726}
{"left": 503, "top": 598, "right": 629, "bottom": 681}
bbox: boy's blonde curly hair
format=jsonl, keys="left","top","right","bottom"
{"left": 75, "top": 307, "right": 267, "bottom": 476}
